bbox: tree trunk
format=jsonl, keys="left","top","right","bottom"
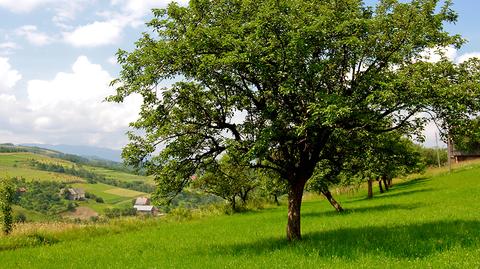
{"left": 321, "top": 189, "right": 344, "bottom": 212}
{"left": 367, "top": 179, "right": 373, "bottom": 199}
{"left": 240, "top": 190, "right": 249, "bottom": 205}
{"left": 230, "top": 196, "right": 236, "bottom": 211}
{"left": 273, "top": 194, "right": 279, "bottom": 206}
{"left": 286, "top": 180, "right": 306, "bottom": 241}
{"left": 378, "top": 179, "right": 384, "bottom": 193}
{"left": 382, "top": 177, "right": 389, "bottom": 191}
{"left": 388, "top": 178, "right": 393, "bottom": 187}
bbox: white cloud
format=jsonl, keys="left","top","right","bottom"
{"left": 0, "top": 57, "right": 22, "bottom": 92}
{"left": 0, "top": 42, "right": 17, "bottom": 49}
{"left": 419, "top": 46, "right": 457, "bottom": 63}
{"left": 24, "top": 56, "right": 141, "bottom": 146}
{"left": 0, "top": 0, "right": 54, "bottom": 13}
{"left": 107, "top": 56, "right": 117, "bottom": 65}
{"left": 61, "top": 0, "right": 188, "bottom": 48}
{"left": 16, "top": 25, "right": 52, "bottom": 46}
{"left": 112, "top": 0, "right": 189, "bottom": 18}
{"left": 104, "top": 0, "right": 190, "bottom": 36}
{"left": 52, "top": 0, "right": 91, "bottom": 29}
{"left": 63, "top": 20, "right": 123, "bottom": 47}
{"left": 457, "top": 52, "right": 480, "bottom": 64}
{"left": 0, "top": 42, "right": 18, "bottom": 55}
{"left": 0, "top": 56, "right": 141, "bottom": 148}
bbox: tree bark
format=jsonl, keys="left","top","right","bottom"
{"left": 378, "top": 179, "right": 384, "bottom": 193}
{"left": 367, "top": 179, "right": 373, "bottom": 199}
{"left": 286, "top": 180, "right": 306, "bottom": 241}
{"left": 321, "top": 189, "right": 344, "bottom": 212}
{"left": 230, "top": 196, "right": 236, "bottom": 211}
{"left": 240, "top": 190, "right": 249, "bottom": 205}
{"left": 382, "top": 177, "right": 389, "bottom": 191}
{"left": 273, "top": 194, "right": 279, "bottom": 206}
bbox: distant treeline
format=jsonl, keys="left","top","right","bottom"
{"left": 416, "top": 146, "right": 448, "bottom": 167}
{"left": 30, "top": 160, "right": 155, "bottom": 193}
{"left": 52, "top": 152, "right": 140, "bottom": 175}
{"left": 0, "top": 143, "right": 144, "bottom": 175}
{"left": 0, "top": 144, "right": 32, "bottom": 153}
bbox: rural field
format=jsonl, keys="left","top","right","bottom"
{"left": 0, "top": 152, "right": 84, "bottom": 183}
{"left": 0, "top": 150, "right": 150, "bottom": 218}
{"left": 1, "top": 162, "right": 479, "bottom": 268}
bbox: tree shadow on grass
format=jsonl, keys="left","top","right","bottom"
{"left": 392, "top": 177, "right": 430, "bottom": 190}
{"left": 345, "top": 188, "right": 433, "bottom": 203}
{"left": 302, "top": 203, "right": 424, "bottom": 218}
{"left": 211, "top": 220, "right": 480, "bottom": 259}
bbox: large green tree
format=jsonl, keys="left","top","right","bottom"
{"left": 110, "top": 0, "right": 480, "bottom": 240}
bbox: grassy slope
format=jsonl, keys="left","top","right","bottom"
{"left": 84, "top": 165, "right": 155, "bottom": 184}
{"left": 1, "top": 164, "right": 480, "bottom": 268}
{"left": 0, "top": 153, "right": 84, "bottom": 182}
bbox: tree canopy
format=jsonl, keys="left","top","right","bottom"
{"left": 110, "top": 0, "right": 480, "bottom": 240}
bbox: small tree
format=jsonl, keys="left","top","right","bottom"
{"left": 451, "top": 116, "right": 480, "bottom": 154}
{"left": 194, "top": 155, "right": 257, "bottom": 211}
{"left": 344, "top": 133, "right": 425, "bottom": 199}
{"left": 258, "top": 169, "right": 288, "bottom": 206}
{"left": 0, "top": 177, "right": 15, "bottom": 235}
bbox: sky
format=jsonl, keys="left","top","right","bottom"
{"left": 0, "top": 0, "right": 479, "bottom": 150}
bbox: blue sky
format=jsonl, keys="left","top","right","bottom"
{"left": 0, "top": 0, "right": 478, "bottom": 149}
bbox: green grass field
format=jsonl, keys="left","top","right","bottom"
{"left": 72, "top": 183, "right": 145, "bottom": 205}
{"left": 84, "top": 165, "right": 155, "bottom": 184}
{"left": 1, "top": 162, "right": 480, "bottom": 268}
{"left": 0, "top": 153, "right": 84, "bottom": 182}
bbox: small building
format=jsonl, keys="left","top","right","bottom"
{"left": 448, "top": 140, "right": 480, "bottom": 163}
{"left": 134, "top": 197, "right": 150, "bottom": 206}
{"left": 62, "top": 188, "right": 86, "bottom": 201}
{"left": 133, "top": 205, "right": 158, "bottom": 215}
{"left": 17, "top": 187, "right": 27, "bottom": 193}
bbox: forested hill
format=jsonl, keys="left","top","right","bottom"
{"left": 20, "top": 143, "right": 122, "bottom": 162}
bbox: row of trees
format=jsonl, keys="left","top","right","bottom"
{"left": 190, "top": 130, "right": 426, "bottom": 212}
{"left": 110, "top": 0, "right": 480, "bottom": 240}
{"left": 30, "top": 160, "right": 155, "bottom": 193}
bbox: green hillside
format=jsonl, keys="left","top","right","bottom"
{"left": 0, "top": 152, "right": 84, "bottom": 182}
{"left": 1, "top": 162, "right": 479, "bottom": 268}
{"left": 0, "top": 147, "right": 152, "bottom": 219}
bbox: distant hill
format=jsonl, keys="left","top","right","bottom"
{"left": 21, "top": 143, "right": 122, "bottom": 162}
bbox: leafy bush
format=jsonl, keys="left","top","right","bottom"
{"left": 13, "top": 212, "right": 27, "bottom": 223}
{"left": 104, "top": 208, "right": 137, "bottom": 218}
{"left": 30, "top": 160, "right": 155, "bottom": 193}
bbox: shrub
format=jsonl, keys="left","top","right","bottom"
{"left": 13, "top": 212, "right": 27, "bottom": 223}
{"left": 0, "top": 177, "right": 15, "bottom": 235}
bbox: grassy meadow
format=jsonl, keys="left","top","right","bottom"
{"left": 84, "top": 165, "right": 155, "bottom": 184}
{"left": 0, "top": 152, "right": 84, "bottom": 182}
{"left": 1, "top": 162, "right": 479, "bottom": 268}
